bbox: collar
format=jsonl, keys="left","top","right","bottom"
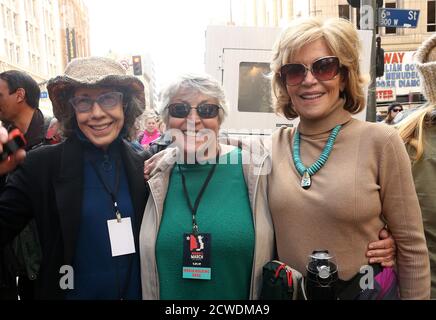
{"left": 297, "top": 98, "right": 352, "bottom": 136}
{"left": 74, "top": 128, "right": 122, "bottom": 158}
{"left": 145, "top": 129, "right": 159, "bottom": 136}
{"left": 23, "top": 109, "right": 45, "bottom": 149}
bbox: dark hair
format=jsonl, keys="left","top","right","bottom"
{"left": 0, "top": 70, "right": 40, "bottom": 109}
{"left": 388, "top": 103, "right": 403, "bottom": 113}
{"left": 60, "top": 85, "right": 142, "bottom": 140}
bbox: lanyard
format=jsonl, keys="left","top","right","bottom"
{"left": 177, "top": 159, "right": 218, "bottom": 236}
{"left": 90, "top": 158, "right": 134, "bottom": 300}
{"left": 91, "top": 159, "right": 122, "bottom": 222}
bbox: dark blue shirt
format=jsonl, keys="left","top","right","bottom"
{"left": 66, "top": 135, "right": 141, "bottom": 300}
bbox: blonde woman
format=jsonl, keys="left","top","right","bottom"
{"left": 138, "top": 115, "right": 161, "bottom": 148}
{"left": 269, "top": 16, "right": 429, "bottom": 299}
{"left": 398, "top": 32, "right": 436, "bottom": 298}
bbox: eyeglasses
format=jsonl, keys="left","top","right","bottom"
{"left": 167, "top": 103, "right": 221, "bottom": 119}
{"left": 69, "top": 92, "right": 123, "bottom": 113}
{"left": 280, "top": 56, "right": 342, "bottom": 86}
{"left": 392, "top": 108, "right": 403, "bottom": 113}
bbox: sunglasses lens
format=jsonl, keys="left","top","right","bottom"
{"left": 393, "top": 109, "right": 402, "bottom": 112}
{"left": 168, "top": 103, "right": 190, "bottom": 118}
{"left": 197, "top": 104, "right": 220, "bottom": 118}
{"left": 312, "top": 57, "right": 340, "bottom": 81}
{"left": 281, "top": 64, "right": 306, "bottom": 86}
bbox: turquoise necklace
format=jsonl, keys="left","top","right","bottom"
{"left": 292, "top": 125, "right": 342, "bottom": 189}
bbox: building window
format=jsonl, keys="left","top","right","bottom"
{"left": 9, "top": 43, "right": 14, "bottom": 63}
{"left": 339, "top": 4, "right": 351, "bottom": 20}
{"left": 1, "top": 5, "right": 6, "bottom": 28}
{"left": 4, "top": 39, "right": 9, "bottom": 59}
{"left": 16, "top": 46, "right": 20, "bottom": 64}
{"left": 238, "top": 62, "right": 273, "bottom": 113}
{"left": 13, "top": 13, "right": 19, "bottom": 37}
{"left": 428, "top": 1, "right": 436, "bottom": 32}
{"left": 385, "top": 2, "right": 397, "bottom": 34}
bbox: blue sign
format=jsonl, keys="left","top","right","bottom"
{"left": 40, "top": 91, "right": 48, "bottom": 99}
{"left": 378, "top": 8, "right": 420, "bottom": 28}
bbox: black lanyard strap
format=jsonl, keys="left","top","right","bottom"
{"left": 91, "top": 158, "right": 122, "bottom": 221}
{"left": 178, "top": 160, "right": 218, "bottom": 236}
{"left": 91, "top": 157, "right": 135, "bottom": 300}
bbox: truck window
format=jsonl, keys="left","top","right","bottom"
{"left": 238, "top": 62, "right": 273, "bottom": 113}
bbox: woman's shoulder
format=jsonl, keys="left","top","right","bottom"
{"left": 351, "top": 118, "right": 397, "bottom": 135}
{"left": 26, "top": 140, "right": 65, "bottom": 160}
{"left": 349, "top": 118, "right": 403, "bottom": 147}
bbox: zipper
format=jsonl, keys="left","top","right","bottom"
{"left": 148, "top": 179, "right": 161, "bottom": 299}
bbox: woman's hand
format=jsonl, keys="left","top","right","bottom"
{"left": 366, "top": 228, "right": 396, "bottom": 267}
{"left": 0, "top": 126, "right": 26, "bottom": 175}
{"left": 143, "top": 151, "right": 164, "bottom": 181}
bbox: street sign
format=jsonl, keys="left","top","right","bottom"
{"left": 378, "top": 8, "right": 420, "bottom": 28}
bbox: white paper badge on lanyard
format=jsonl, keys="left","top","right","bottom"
{"left": 107, "top": 217, "right": 136, "bottom": 257}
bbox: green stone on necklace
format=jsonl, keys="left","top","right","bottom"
{"left": 292, "top": 125, "right": 342, "bottom": 189}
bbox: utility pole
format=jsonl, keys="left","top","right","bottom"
{"left": 360, "top": 0, "right": 377, "bottom": 122}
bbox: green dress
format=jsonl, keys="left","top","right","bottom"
{"left": 156, "top": 148, "right": 255, "bottom": 299}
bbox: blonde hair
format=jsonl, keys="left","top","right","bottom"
{"left": 397, "top": 103, "right": 436, "bottom": 161}
{"left": 270, "top": 17, "right": 367, "bottom": 119}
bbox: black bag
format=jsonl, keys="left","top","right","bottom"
{"left": 260, "top": 260, "right": 304, "bottom": 300}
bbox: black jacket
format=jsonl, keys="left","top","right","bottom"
{"left": 0, "top": 108, "right": 46, "bottom": 295}
{"left": 0, "top": 135, "right": 148, "bottom": 299}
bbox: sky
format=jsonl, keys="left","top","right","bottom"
{"left": 84, "top": 0, "right": 308, "bottom": 90}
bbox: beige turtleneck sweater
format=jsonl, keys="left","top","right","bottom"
{"left": 268, "top": 100, "right": 430, "bottom": 299}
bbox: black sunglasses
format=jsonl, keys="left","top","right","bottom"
{"left": 280, "top": 56, "right": 342, "bottom": 86}
{"left": 392, "top": 108, "right": 403, "bottom": 113}
{"left": 167, "top": 103, "right": 221, "bottom": 119}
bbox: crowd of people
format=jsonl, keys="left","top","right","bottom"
{"left": 0, "top": 16, "right": 434, "bottom": 300}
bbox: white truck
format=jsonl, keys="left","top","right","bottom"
{"left": 205, "top": 25, "right": 373, "bottom": 134}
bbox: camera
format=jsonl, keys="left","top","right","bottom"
{"left": 0, "top": 128, "right": 27, "bottom": 161}
{"left": 305, "top": 250, "right": 338, "bottom": 300}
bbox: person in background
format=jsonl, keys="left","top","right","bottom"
{"left": 0, "top": 57, "right": 148, "bottom": 299}
{"left": 138, "top": 115, "right": 160, "bottom": 149}
{"left": 397, "top": 32, "right": 436, "bottom": 298}
{"left": 376, "top": 111, "right": 384, "bottom": 122}
{"left": 0, "top": 70, "right": 45, "bottom": 300}
{"left": 384, "top": 103, "right": 403, "bottom": 125}
{"left": 157, "top": 118, "right": 166, "bottom": 134}
{"left": 269, "top": 16, "right": 429, "bottom": 299}
{"left": 44, "top": 118, "right": 63, "bottom": 145}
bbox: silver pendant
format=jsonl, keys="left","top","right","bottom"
{"left": 301, "top": 171, "right": 311, "bottom": 189}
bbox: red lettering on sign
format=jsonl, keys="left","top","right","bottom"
{"left": 384, "top": 52, "right": 405, "bottom": 64}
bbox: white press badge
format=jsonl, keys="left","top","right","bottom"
{"left": 107, "top": 217, "right": 136, "bottom": 257}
